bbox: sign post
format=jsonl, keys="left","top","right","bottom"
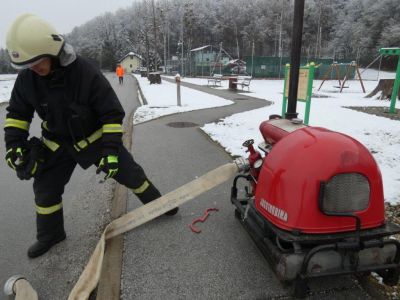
{"left": 282, "top": 62, "right": 315, "bottom": 125}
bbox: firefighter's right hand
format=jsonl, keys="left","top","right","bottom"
{"left": 15, "top": 137, "right": 46, "bottom": 180}
{"left": 5, "top": 147, "right": 26, "bottom": 170}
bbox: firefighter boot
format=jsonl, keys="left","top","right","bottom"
{"left": 135, "top": 181, "right": 179, "bottom": 216}
{"left": 27, "top": 232, "right": 66, "bottom": 258}
{"left": 28, "top": 209, "right": 66, "bottom": 258}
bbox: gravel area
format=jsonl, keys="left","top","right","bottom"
{"left": 346, "top": 106, "right": 400, "bottom": 121}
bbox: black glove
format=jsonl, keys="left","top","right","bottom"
{"left": 96, "top": 155, "right": 119, "bottom": 180}
{"left": 16, "top": 137, "right": 46, "bottom": 180}
{"left": 5, "top": 146, "right": 27, "bottom": 170}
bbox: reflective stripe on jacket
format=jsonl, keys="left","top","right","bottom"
{"left": 4, "top": 56, "right": 125, "bottom": 168}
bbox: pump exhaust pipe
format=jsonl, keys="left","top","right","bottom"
{"left": 5, "top": 159, "right": 248, "bottom": 300}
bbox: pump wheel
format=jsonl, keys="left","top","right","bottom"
{"left": 382, "top": 268, "right": 400, "bottom": 286}
{"left": 234, "top": 209, "right": 242, "bottom": 219}
{"left": 292, "top": 277, "right": 308, "bottom": 298}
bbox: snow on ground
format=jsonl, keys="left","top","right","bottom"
{"left": 0, "top": 74, "right": 17, "bottom": 103}
{"left": 182, "top": 75, "right": 400, "bottom": 204}
{"left": 1, "top": 71, "right": 399, "bottom": 203}
{"left": 132, "top": 74, "right": 232, "bottom": 124}
{"left": 359, "top": 68, "right": 396, "bottom": 81}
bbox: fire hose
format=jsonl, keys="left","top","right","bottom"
{"left": 4, "top": 158, "right": 249, "bottom": 300}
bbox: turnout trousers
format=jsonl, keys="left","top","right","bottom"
{"left": 33, "top": 145, "right": 161, "bottom": 242}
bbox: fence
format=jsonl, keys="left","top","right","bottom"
{"left": 167, "top": 56, "right": 356, "bottom": 79}
{"left": 244, "top": 56, "right": 356, "bottom": 79}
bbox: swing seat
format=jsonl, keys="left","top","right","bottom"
{"left": 334, "top": 86, "right": 349, "bottom": 89}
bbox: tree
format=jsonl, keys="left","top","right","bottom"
{"left": 63, "top": 0, "right": 400, "bottom": 71}
{"left": 0, "top": 49, "right": 15, "bottom": 74}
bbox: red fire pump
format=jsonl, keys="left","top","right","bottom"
{"left": 231, "top": 117, "right": 400, "bottom": 297}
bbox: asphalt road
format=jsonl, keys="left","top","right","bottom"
{"left": 0, "top": 73, "right": 137, "bottom": 300}
{"left": 120, "top": 77, "right": 372, "bottom": 299}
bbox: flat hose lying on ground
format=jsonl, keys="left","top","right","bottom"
{"left": 7, "top": 162, "right": 240, "bottom": 300}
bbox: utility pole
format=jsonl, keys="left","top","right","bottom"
{"left": 315, "top": 1, "right": 322, "bottom": 58}
{"left": 278, "top": 0, "right": 284, "bottom": 58}
{"left": 251, "top": 40, "right": 255, "bottom": 77}
{"left": 219, "top": 42, "right": 222, "bottom": 75}
{"left": 178, "top": 26, "right": 184, "bottom": 76}
{"left": 151, "top": 0, "right": 158, "bottom": 71}
{"left": 286, "top": 0, "right": 305, "bottom": 120}
{"left": 235, "top": 25, "right": 240, "bottom": 59}
{"left": 278, "top": 0, "right": 284, "bottom": 78}
{"left": 274, "top": 14, "right": 279, "bottom": 57}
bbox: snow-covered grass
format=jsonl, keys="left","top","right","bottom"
{"left": 0, "top": 74, "right": 17, "bottom": 103}
{"left": 132, "top": 74, "right": 233, "bottom": 124}
{"left": 181, "top": 75, "right": 400, "bottom": 204}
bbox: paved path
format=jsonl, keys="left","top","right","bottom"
{"left": 121, "top": 77, "right": 371, "bottom": 299}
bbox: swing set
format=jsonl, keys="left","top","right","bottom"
{"left": 318, "top": 61, "right": 365, "bottom": 93}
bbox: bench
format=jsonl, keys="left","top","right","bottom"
{"left": 207, "top": 74, "right": 223, "bottom": 87}
{"left": 237, "top": 76, "right": 252, "bottom": 91}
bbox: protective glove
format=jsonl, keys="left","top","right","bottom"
{"left": 96, "top": 155, "right": 119, "bottom": 180}
{"left": 5, "top": 146, "right": 26, "bottom": 170}
{"left": 16, "top": 153, "right": 40, "bottom": 180}
{"left": 16, "top": 137, "right": 46, "bottom": 180}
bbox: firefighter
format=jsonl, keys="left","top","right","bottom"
{"left": 4, "top": 14, "right": 178, "bottom": 258}
{"left": 116, "top": 64, "right": 124, "bottom": 85}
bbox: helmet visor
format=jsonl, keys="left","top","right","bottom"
{"left": 10, "top": 57, "right": 46, "bottom": 70}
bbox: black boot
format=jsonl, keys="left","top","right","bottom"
{"left": 27, "top": 232, "right": 66, "bottom": 258}
{"left": 30, "top": 208, "right": 66, "bottom": 258}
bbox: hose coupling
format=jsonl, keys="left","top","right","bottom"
{"left": 4, "top": 275, "right": 25, "bottom": 296}
{"left": 234, "top": 157, "right": 250, "bottom": 173}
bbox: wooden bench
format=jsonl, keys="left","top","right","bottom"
{"left": 237, "top": 76, "right": 252, "bottom": 91}
{"left": 207, "top": 74, "right": 223, "bottom": 87}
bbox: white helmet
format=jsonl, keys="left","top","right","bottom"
{"left": 6, "top": 14, "right": 65, "bottom": 69}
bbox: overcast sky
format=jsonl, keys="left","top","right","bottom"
{"left": 0, "top": 0, "right": 137, "bottom": 49}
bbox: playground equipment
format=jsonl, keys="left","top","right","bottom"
{"left": 318, "top": 61, "right": 365, "bottom": 93}
{"left": 379, "top": 48, "right": 400, "bottom": 113}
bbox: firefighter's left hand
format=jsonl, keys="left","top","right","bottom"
{"left": 96, "top": 155, "right": 119, "bottom": 180}
{"left": 16, "top": 155, "right": 43, "bottom": 180}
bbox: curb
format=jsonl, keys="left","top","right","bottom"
{"left": 96, "top": 78, "right": 137, "bottom": 300}
{"left": 132, "top": 75, "right": 148, "bottom": 105}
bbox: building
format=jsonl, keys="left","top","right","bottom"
{"left": 119, "top": 52, "right": 142, "bottom": 73}
{"left": 190, "top": 45, "right": 232, "bottom": 76}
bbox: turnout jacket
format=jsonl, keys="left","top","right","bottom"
{"left": 4, "top": 56, "right": 125, "bottom": 168}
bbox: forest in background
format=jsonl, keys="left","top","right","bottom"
{"left": 1, "top": 0, "right": 399, "bottom": 73}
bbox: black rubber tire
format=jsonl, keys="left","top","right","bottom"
{"left": 292, "top": 277, "right": 308, "bottom": 299}
{"left": 234, "top": 209, "right": 242, "bottom": 219}
{"left": 382, "top": 268, "right": 400, "bottom": 286}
